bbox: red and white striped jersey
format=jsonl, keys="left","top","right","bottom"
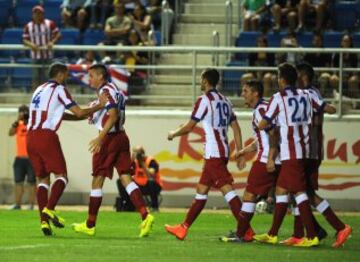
{"left": 191, "top": 89, "right": 236, "bottom": 159}
{"left": 307, "top": 86, "right": 324, "bottom": 160}
{"left": 263, "top": 87, "right": 325, "bottom": 161}
{"left": 252, "top": 99, "right": 281, "bottom": 164}
{"left": 23, "top": 19, "right": 59, "bottom": 60}
{"left": 28, "top": 80, "right": 76, "bottom": 131}
{"left": 89, "top": 82, "right": 126, "bottom": 133}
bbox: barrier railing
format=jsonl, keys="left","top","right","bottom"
{"left": 0, "top": 44, "right": 359, "bottom": 118}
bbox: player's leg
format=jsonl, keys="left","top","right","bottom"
{"left": 311, "top": 193, "right": 352, "bottom": 247}
{"left": 36, "top": 176, "right": 52, "bottom": 235}
{"left": 219, "top": 184, "right": 243, "bottom": 222}
{"left": 165, "top": 183, "right": 210, "bottom": 240}
{"left": 72, "top": 176, "right": 105, "bottom": 236}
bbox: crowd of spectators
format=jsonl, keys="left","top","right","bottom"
{"left": 237, "top": 0, "right": 360, "bottom": 100}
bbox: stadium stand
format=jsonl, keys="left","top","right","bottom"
{"left": 14, "top": 0, "right": 41, "bottom": 27}
{"left": 43, "top": 0, "right": 62, "bottom": 26}
{"left": 0, "top": 0, "right": 12, "bottom": 28}
{"left": 0, "top": 28, "right": 24, "bottom": 58}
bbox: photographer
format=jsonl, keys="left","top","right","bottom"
{"left": 132, "top": 146, "right": 162, "bottom": 211}
{"left": 8, "top": 105, "right": 36, "bottom": 210}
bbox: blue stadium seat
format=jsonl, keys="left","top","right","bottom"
{"left": 296, "top": 32, "right": 313, "bottom": 47}
{"left": 11, "top": 58, "right": 32, "bottom": 90}
{"left": 56, "top": 28, "right": 80, "bottom": 57}
{"left": 323, "top": 32, "right": 343, "bottom": 47}
{"left": 236, "top": 32, "right": 261, "bottom": 47}
{"left": 222, "top": 60, "right": 246, "bottom": 94}
{"left": 154, "top": 30, "right": 161, "bottom": 46}
{"left": 267, "top": 32, "right": 286, "bottom": 47}
{"left": 334, "top": 2, "right": 360, "bottom": 31}
{"left": 0, "top": 0, "right": 12, "bottom": 27}
{"left": 14, "top": 0, "right": 41, "bottom": 27}
{"left": 353, "top": 33, "right": 360, "bottom": 47}
{"left": 43, "top": 0, "right": 62, "bottom": 26}
{"left": 82, "top": 29, "right": 105, "bottom": 45}
{"left": 0, "top": 28, "right": 25, "bottom": 58}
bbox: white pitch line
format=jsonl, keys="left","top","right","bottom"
{"left": 0, "top": 244, "right": 52, "bottom": 251}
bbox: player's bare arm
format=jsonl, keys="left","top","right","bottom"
{"left": 323, "top": 104, "right": 336, "bottom": 114}
{"left": 167, "top": 119, "right": 197, "bottom": 141}
{"left": 238, "top": 139, "right": 258, "bottom": 156}
{"left": 258, "top": 118, "right": 273, "bottom": 131}
{"left": 66, "top": 93, "right": 108, "bottom": 119}
{"left": 267, "top": 128, "right": 280, "bottom": 173}
{"left": 89, "top": 107, "right": 118, "bottom": 154}
{"left": 230, "top": 120, "right": 246, "bottom": 170}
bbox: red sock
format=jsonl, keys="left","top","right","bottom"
{"left": 293, "top": 215, "right": 304, "bottom": 238}
{"left": 316, "top": 200, "right": 345, "bottom": 232}
{"left": 236, "top": 202, "right": 255, "bottom": 237}
{"left": 126, "top": 182, "right": 148, "bottom": 220}
{"left": 37, "top": 183, "right": 49, "bottom": 222}
{"left": 183, "top": 194, "right": 207, "bottom": 228}
{"left": 296, "top": 194, "right": 316, "bottom": 239}
{"left": 86, "top": 189, "right": 103, "bottom": 228}
{"left": 225, "top": 191, "right": 242, "bottom": 221}
{"left": 47, "top": 177, "right": 67, "bottom": 210}
{"left": 268, "top": 195, "right": 288, "bottom": 236}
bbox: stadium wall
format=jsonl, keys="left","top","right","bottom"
{"left": 1, "top": 109, "right": 359, "bottom": 211}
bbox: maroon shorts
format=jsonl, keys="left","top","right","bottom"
{"left": 305, "top": 159, "right": 321, "bottom": 191}
{"left": 246, "top": 161, "right": 280, "bottom": 196}
{"left": 27, "top": 130, "right": 67, "bottom": 178}
{"left": 92, "top": 131, "right": 132, "bottom": 179}
{"left": 277, "top": 159, "right": 306, "bottom": 193}
{"left": 199, "top": 158, "right": 233, "bottom": 189}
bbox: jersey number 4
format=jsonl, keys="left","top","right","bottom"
{"left": 216, "top": 102, "right": 230, "bottom": 127}
{"left": 32, "top": 91, "right": 42, "bottom": 109}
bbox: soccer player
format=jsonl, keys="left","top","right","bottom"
{"left": 164, "top": 68, "right": 247, "bottom": 241}
{"left": 254, "top": 63, "right": 336, "bottom": 247}
{"left": 281, "top": 62, "right": 352, "bottom": 248}
{"left": 71, "top": 64, "right": 154, "bottom": 237}
{"left": 27, "top": 62, "right": 107, "bottom": 236}
{"left": 220, "top": 79, "right": 281, "bottom": 243}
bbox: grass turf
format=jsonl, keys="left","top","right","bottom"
{"left": 0, "top": 209, "right": 358, "bottom": 261}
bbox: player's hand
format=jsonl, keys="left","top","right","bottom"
{"left": 236, "top": 156, "right": 246, "bottom": 170}
{"left": 89, "top": 136, "right": 102, "bottom": 154}
{"left": 167, "top": 131, "right": 176, "bottom": 141}
{"left": 31, "top": 44, "right": 39, "bottom": 52}
{"left": 98, "top": 93, "right": 108, "bottom": 107}
{"left": 266, "top": 159, "right": 275, "bottom": 173}
{"left": 235, "top": 149, "right": 246, "bottom": 158}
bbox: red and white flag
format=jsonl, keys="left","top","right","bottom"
{"left": 67, "top": 64, "right": 130, "bottom": 97}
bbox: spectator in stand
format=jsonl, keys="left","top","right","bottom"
{"left": 61, "top": 0, "right": 92, "bottom": 31}
{"left": 129, "top": 3, "right": 153, "bottom": 43}
{"left": 76, "top": 50, "right": 98, "bottom": 66}
{"left": 124, "top": 29, "right": 148, "bottom": 73}
{"left": 241, "top": 35, "right": 276, "bottom": 97}
{"left": 303, "top": 33, "right": 332, "bottom": 97}
{"left": 329, "top": 34, "right": 359, "bottom": 98}
{"left": 296, "top": 0, "right": 329, "bottom": 33}
{"left": 89, "top": 0, "right": 113, "bottom": 29}
{"left": 8, "top": 105, "right": 36, "bottom": 210}
{"left": 242, "top": 0, "right": 268, "bottom": 31}
{"left": 23, "top": 6, "right": 61, "bottom": 89}
{"left": 147, "top": 0, "right": 162, "bottom": 30}
{"left": 271, "top": 0, "right": 299, "bottom": 32}
{"left": 276, "top": 32, "right": 302, "bottom": 65}
{"left": 99, "top": 3, "right": 132, "bottom": 61}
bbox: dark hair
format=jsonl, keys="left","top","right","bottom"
{"left": 89, "top": 64, "right": 109, "bottom": 81}
{"left": 18, "top": 104, "right": 29, "bottom": 113}
{"left": 201, "top": 68, "right": 220, "bottom": 87}
{"left": 278, "top": 63, "right": 297, "bottom": 86}
{"left": 48, "top": 62, "right": 68, "bottom": 78}
{"left": 245, "top": 79, "right": 264, "bottom": 98}
{"left": 296, "top": 62, "right": 314, "bottom": 82}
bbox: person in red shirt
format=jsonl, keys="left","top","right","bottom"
{"left": 8, "top": 105, "right": 35, "bottom": 210}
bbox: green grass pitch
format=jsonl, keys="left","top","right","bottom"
{"left": 0, "top": 209, "right": 358, "bottom": 261}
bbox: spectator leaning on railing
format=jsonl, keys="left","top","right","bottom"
{"left": 23, "top": 5, "right": 61, "bottom": 89}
